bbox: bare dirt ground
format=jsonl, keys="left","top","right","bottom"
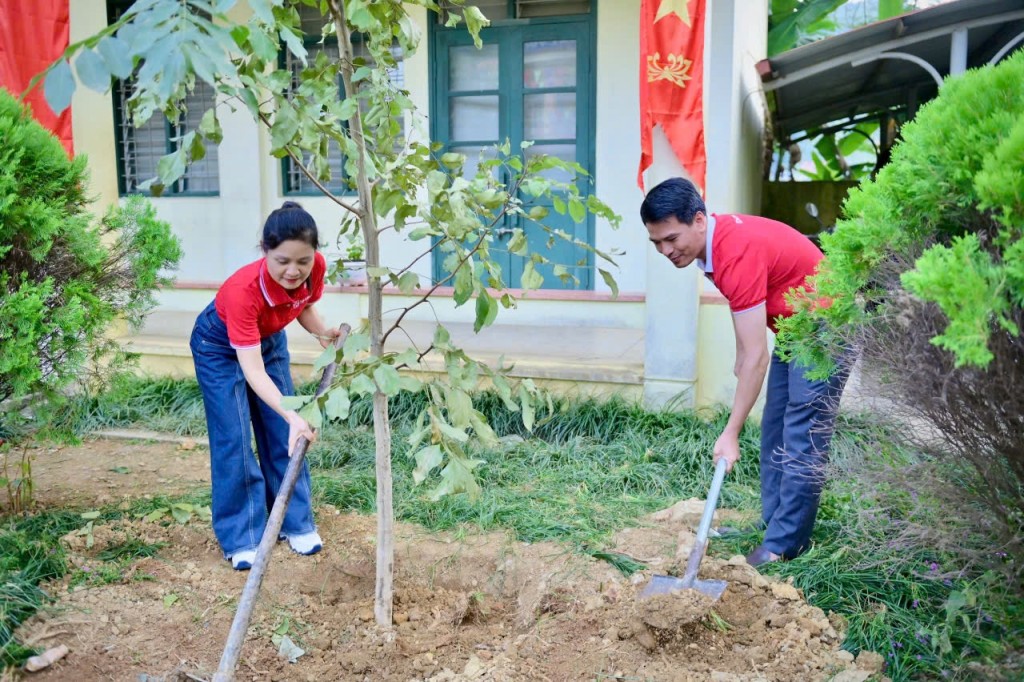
{"left": 13, "top": 439, "right": 887, "bottom": 681}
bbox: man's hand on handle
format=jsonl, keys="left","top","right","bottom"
{"left": 713, "top": 430, "right": 741, "bottom": 473}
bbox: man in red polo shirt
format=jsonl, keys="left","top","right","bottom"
{"left": 640, "top": 177, "right": 851, "bottom": 566}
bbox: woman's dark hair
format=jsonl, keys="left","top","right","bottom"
{"left": 639, "top": 177, "right": 706, "bottom": 226}
{"left": 260, "top": 200, "right": 319, "bottom": 250}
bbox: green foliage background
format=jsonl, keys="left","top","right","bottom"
{"left": 0, "top": 89, "right": 182, "bottom": 410}
{"left": 777, "top": 51, "right": 1024, "bottom": 371}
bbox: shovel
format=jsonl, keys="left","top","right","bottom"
{"left": 640, "top": 457, "right": 729, "bottom": 600}
{"left": 213, "top": 325, "right": 349, "bottom": 682}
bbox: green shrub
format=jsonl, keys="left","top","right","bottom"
{"left": 0, "top": 88, "right": 181, "bottom": 414}
{"left": 777, "top": 52, "right": 1024, "bottom": 577}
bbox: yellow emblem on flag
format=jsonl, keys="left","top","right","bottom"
{"left": 647, "top": 52, "right": 693, "bottom": 88}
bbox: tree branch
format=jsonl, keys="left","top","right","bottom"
{"left": 254, "top": 110, "right": 361, "bottom": 217}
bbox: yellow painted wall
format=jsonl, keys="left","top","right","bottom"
{"left": 68, "top": 0, "right": 119, "bottom": 212}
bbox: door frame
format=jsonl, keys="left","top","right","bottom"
{"left": 428, "top": 4, "right": 598, "bottom": 290}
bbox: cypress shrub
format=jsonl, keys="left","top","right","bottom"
{"left": 0, "top": 88, "right": 181, "bottom": 413}
{"left": 776, "top": 51, "right": 1024, "bottom": 578}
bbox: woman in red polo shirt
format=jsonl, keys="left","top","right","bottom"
{"left": 189, "top": 201, "right": 341, "bottom": 570}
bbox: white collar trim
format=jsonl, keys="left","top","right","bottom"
{"left": 696, "top": 213, "right": 715, "bottom": 273}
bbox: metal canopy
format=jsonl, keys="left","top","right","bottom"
{"left": 757, "top": 0, "right": 1024, "bottom": 142}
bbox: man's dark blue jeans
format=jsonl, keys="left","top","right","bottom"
{"left": 759, "top": 351, "right": 852, "bottom": 559}
{"left": 190, "top": 303, "right": 316, "bottom": 559}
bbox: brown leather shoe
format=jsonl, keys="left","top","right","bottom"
{"left": 745, "top": 545, "right": 781, "bottom": 567}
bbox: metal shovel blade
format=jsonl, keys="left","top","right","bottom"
{"left": 639, "top": 574, "right": 728, "bottom": 600}
{"left": 639, "top": 458, "right": 730, "bottom": 602}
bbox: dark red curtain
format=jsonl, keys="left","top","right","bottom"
{"left": 0, "top": 0, "right": 73, "bottom": 155}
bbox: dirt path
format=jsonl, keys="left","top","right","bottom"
{"left": 13, "top": 438, "right": 887, "bottom": 681}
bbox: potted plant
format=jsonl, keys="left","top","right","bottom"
{"left": 339, "top": 233, "right": 366, "bottom": 285}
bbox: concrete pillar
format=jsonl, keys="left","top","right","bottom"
{"left": 642, "top": 131, "right": 701, "bottom": 409}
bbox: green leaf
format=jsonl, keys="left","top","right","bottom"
{"left": 171, "top": 506, "right": 192, "bottom": 524}
{"left": 143, "top": 508, "right": 168, "bottom": 523}
{"left": 280, "top": 395, "right": 311, "bottom": 411}
{"left": 519, "top": 384, "right": 535, "bottom": 432}
{"left": 157, "top": 148, "right": 187, "bottom": 187}
{"left": 399, "top": 375, "right": 423, "bottom": 392}
{"left": 248, "top": 0, "right": 275, "bottom": 24}
{"left": 312, "top": 344, "right": 336, "bottom": 372}
{"left": 271, "top": 103, "right": 299, "bottom": 150}
{"left": 463, "top": 6, "right": 491, "bottom": 47}
{"left": 520, "top": 260, "right": 544, "bottom": 290}
{"left": 527, "top": 205, "right": 549, "bottom": 221}
{"left": 373, "top": 365, "right": 402, "bottom": 396}
{"left": 433, "top": 324, "right": 452, "bottom": 349}
{"left": 473, "top": 289, "right": 498, "bottom": 333}
{"left": 199, "top": 108, "right": 223, "bottom": 144}
{"left": 324, "top": 387, "right": 350, "bottom": 422}
{"left": 97, "top": 36, "right": 133, "bottom": 79}
{"left": 366, "top": 266, "right": 390, "bottom": 278}
{"left": 298, "top": 401, "right": 323, "bottom": 433}
{"left": 189, "top": 134, "right": 206, "bottom": 163}
{"left": 507, "top": 228, "right": 528, "bottom": 256}
{"left": 75, "top": 49, "right": 111, "bottom": 93}
{"left": 469, "top": 411, "right": 498, "bottom": 447}
{"left": 599, "top": 268, "right": 619, "bottom": 298}
{"left": 412, "top": 444, "right": 443, "bottom": 484}
{"left": 445, "top": 387, "right": 474, "bottom": 429}
{"left": 163, "top": 593, "right": 180, "bottom": 607}
{"left": 343, "top": 332, "right": 370, "bottom": 357}
{"left": 44, "top": 59, "right": 76, "bottom": 115}
{"left": 440, "top": 152, "right": 465, "bottom": 168}
{"left": 81, "top": 511, "right": 101, "bottom": 520}
{"left": 568, "top": 197, "right": 586, "bottom": 223}
{"left": 397, "top": 272, "right": 420, "bottom": 294}
{"left": 350, "top": 373, "right": 377, "bottom": 396}
{"left": 279, "top": 27, "right": 307, "bottom": 64}
{"left": 436, "top": 418, "right": 469, "bottom": 443}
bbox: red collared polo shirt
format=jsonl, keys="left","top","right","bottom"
{"left": 214, "top": 252, "right": 327, "bottom": 349}
{"left": 706, "top": 214, "right": 823, "bottom": 333}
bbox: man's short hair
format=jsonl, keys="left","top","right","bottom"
{"left": 640, "top": 177, "right": 706, "bottom": 225}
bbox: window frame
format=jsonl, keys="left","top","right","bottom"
{"left": 280, "top": 10, "right": 406, "bottom": 197}
{"left": 107, "top": 0, "right": 220, "bottom": 197}
{"left": 428, "top": 2, "right": 598, "bottom": 290}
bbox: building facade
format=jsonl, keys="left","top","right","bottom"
{"left": 68, "top": 0, "right": 769, "bottom": 409}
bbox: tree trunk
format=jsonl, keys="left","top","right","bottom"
{"left": 372, "top": 390, "right": 393, "bottom": 626}
{"left": 330, "top": 0, "right": 394, "bottom": 627}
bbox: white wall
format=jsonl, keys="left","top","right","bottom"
{"left": 594, "top": 0, "right": 648, "bottom": 294}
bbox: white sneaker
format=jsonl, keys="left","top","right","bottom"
{"left": 283, "top": 531, "right": 322, "bottom": 556}
{"left": 231, "top": 549, "right": 257, "bottom": 570}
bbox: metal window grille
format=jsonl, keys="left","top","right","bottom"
{"left": 284, "top": 7, "right": 406, "bottom": 195}
{"left": 109, "top": 1, "right": 219, "bottom": 195}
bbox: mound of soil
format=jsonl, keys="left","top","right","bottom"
{"left": 13, "top": 439, "right": 888, "bottom": 680}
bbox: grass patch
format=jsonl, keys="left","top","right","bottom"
{"left": 0, "top": 491, "right": 210, "bottom": 669}
{"left": 37, "top": 378, "right": 1024, "bottom": 679}
{"left": 0, "top": 510, "right": 78, "bottom": 668}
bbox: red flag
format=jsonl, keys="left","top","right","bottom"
{"left": 0, "top": 0, "right": 73, "bottom": 155}
{"left": 638, "top": 0, "right": 706, "bottom": 192}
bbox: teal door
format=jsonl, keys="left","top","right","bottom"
{"left": 432, "top": 17, "right": 595, "bottom": 290}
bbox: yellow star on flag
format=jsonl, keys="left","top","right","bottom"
{"left": 655, "top": 0, "right": 693, "bottom": 26}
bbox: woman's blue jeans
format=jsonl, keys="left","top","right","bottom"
{"left": 759, "top": 351, "right": 852, "bottom": 559}
{"left": 190, "top": 303, "right": 316, "bottom": 558}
